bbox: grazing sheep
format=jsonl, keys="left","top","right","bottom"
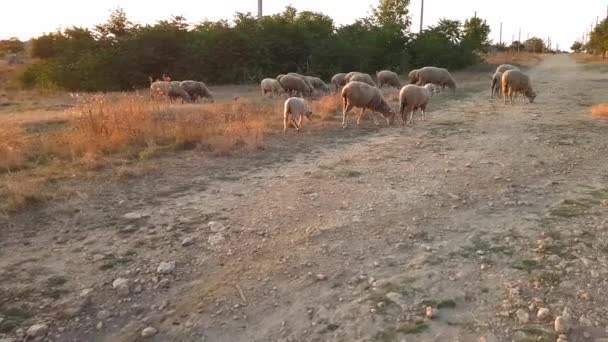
{"left": 150, "top": 81, "right": 191, "bottom": 103}
{"left": 286, "top": 73, "right": 315, "bottom": 91}
{"left": 344, "top": 71, "right": 362, "bottom": 84}
{"left": 491, "top": 71, "right": 503, "bottom": 97}
{"left": 261, "top": 78, "right": 283, "bottom": 97}
{"left": 279, "top": 74, "right": 313, "bottom": 97}
{"left": 349, "top": 73, "right": 377, "bottom": 87}
{"left": 276, "top": 74, "right": 286, "bottom": 82}
{"left": 283, "top": 97, "right": 313, "bottom": 133}
{"left": 408, "top": 69, "right": 420, "bottom": 84}
{"left": 306, "top": 76, "right": 330, "bottom": 94}
{"left": 496, "top": 64, "right": 520, "bottom": 74}
{"left": 398, "top": 84, "right": 434, "bottom": 125}
{"left": 376, "top": 70, "right": 402, "bottom": 88}
{"left": 331, "top": 73, "right": 347, "bottom": 94}
{"left": 341, "top": 81, "right": 395, "bottom": 128}
{"left": 180, "top": 80, "right": 214, "bottom": 102}
{"left": 502, "top": 69, "right": 536, "bottom": 105}
{"left": 416, "top": 67, "right": 456, "bottom": 92}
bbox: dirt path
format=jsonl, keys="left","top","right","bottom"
{"left": 2, "top": 55, "right": 608, "bottom": 342}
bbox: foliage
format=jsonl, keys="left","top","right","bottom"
{"left": 571, "top": 41, "right": 583, "bottom": 53}
{"left": 524, "top": 37, "right": 546, "bottom": 53}
{"left": 22, "top": 3, "right": 488, "bottom": 91}
{"left": 0, "top": 38, "right": 25, "bottom": 56}
{"left": 587, "top": 19, "right": 608, "bottom": 56}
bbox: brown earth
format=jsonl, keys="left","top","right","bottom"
{"left": 1, "top": 55, "right": 608, "bottom": 342}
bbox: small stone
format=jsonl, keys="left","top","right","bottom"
{"left": 537, "top": 308, "right": 551, "bottom": 321}
{"left": 123, "top": 212, "right": 148, "bottom": 220}
{"left": 157, "top": 261, "right": 176, "bottom": 275}
{"left": 557, "top": 334, "right": 569, "bottom": 342}
{"left": 316, "top": 274, "right": 327, "bottom": 281}
{"left": 26, "top": 324, "right": 49, "bottom": 338}
{"left": 80, "top": 288, "right": 94, "bottom": 297}
{"left": 96, "top": 321, "right": 104, "bottom": 330}
{"left": 97, "top": 310, "right": 111, "bottom": 320}
{"left": 112, "top": 278, "right": 130, "bottom": 296}
{"left": 579, "top": 317, "right": 593, "bottom": 327}
{"left": 425, "top": 306, "right": 438, "bottom": 319}
{"left": 208, "top": 233, "right": 225, "bottom": 250}
{"left": 583, "top": 331, "right": 591, "bottom": 338}
{"left": 181, "top": 237, "right": 194, "bottom": 247}
{"left": 554, "top": 316, "right": 570, "bottom": 334}
{"left": 141, "top": 326, "right": 158, "bottom": 338}
{"left": 208, "top": 221, "right": 227, "bottom": 233}
{"left": 515, "top": 309, "right": 530, "bottom": 324}
{"left": 385, "top": 292, "right": 407, "bottom": 310}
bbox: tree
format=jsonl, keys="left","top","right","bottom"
{"left": 95, "top": 8, "right": 134, "bottom": 39}
{"left": 509, "top": 40, "right": 524, "bottom": 51}
{"left": 462, "top": 16, "right": 491, "bottom": 53}
{"left": 524, "top": 37, "right": 545, "bottom": 53}
{"left": 431, "top": 19, "right": 462, "bottom": 44}
{"left": 571, "top": 41, "right": 583, "bottom": 53}
{"left": 371, "top": 0, "right": 411, "bottom": 30}
{"left": 587, "top": 19, "right": 608, "bottom": 56}
{"left": 0, "top": 38, "right": 25, "bottom": 56}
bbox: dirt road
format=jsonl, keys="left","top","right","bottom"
{"left": 2, "top": 55, "right": 608, "bottom": 342}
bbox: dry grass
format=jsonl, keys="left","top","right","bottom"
{"left": 592, "top": 104, "right": 608, "bottom": 117}
{"left": 483, "top": 52, "right": 544, "bottom": 66}
{"left": 313, "top": 94, "right": 343, "bottom": 121}
{"left": 573, "top": 53, "right": 608, "bottom": 64}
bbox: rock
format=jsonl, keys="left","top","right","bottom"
{"left": 80, "top": 288, "right": 94, "bottom": 298}
{"left": 97, "top": 310, "right": 111, "bottom": 320}
{"left": 557, "top": 334, "right": 569, "bottom": 342}
{"left": 513, "top": 331, "right": 529, "bottom": 342}
{"left": 181, "top": 237, "right": 194, "bottom": 247}
{"left": 554, "top": 316, "right": 570, "bottom": 334}
{"left": 123, "top": 212, "right": 149, "bottom": 220}
{"left": 583, "top": 331, "right": 591, "bottom": 338}
{"left": 96, "top": 321, "right": 104, "bottom": 330}
{"left": 157, "top": 261, "right": 176, "bottom": 275}
{"left": 26, "top": 324, "right": 49, "bottom": 338}
{"left": 579, "top": 317, "right": 593, "bottom": 327}
{"left": 112, "top": 278, "right": 130, "bottom": 296}
{"left": 141, "top": 326, "right": 158, "bottom": 338}
{"left": 516, "top": 309, "right": 530, "bottom": 324}
{"left": 208, "top": 221, "right": 227, "bottom": 233}
{"left": 537, "top": 308, "right": 551, "bottom": 321}
{"left": 316, "top": 274, "right": 327, "bottom": 281}
{"left": 208, "top": 233, "right": 225, "bottom": 250}
{"left": 425, "top": 306, "right": 438, "bottom": 319}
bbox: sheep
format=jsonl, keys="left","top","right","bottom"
{"left": 502, "top": 69, "right": 536, "bottom": 105}
{"left": 180, "top": 80, "right": 214, "bottom": 102}
{"left": 496, "top": 64, "right": 520, "bottom": 74}
{"left": 491, "top": 71, "right": 503, "bottom": 97}
{"left": 306, "top": 76, "right": 330, "bottom": 95}
{"left": 278, "top": 74, "right": 313, "bottom": 97}
{"left": 408, "top": 69, "right": 420, "bottom": 84}
{"left": 331, "top": 73, "right": 347, "bottom": 94}
{"left": 344, "top": 71, "right": 362, "bottom": 84}
{"left": 398, "top": 84, "right": 435, "bottom": 125}
{"left": 341, "top": 81, "right": 395, "bottom": 128}
{"left": 376, "top": 70, "right": 402, "bottom": 88}
{"left": 261, "top": 78, "right": 283, "bottom": 97}
{"left": 150, "top": 80, "right": 191, "bottom": 103}
{"left": 283, "top": 97, "right": 313, "bottom": 133}
{"left": 286, "top": 73, "right": 315, "bottom": 92}
{"left": 349, "top": 73, "right": 377, "bottom": 87}
{"left": 276, "top": 74, "right": 286, "bottom": 82}
{"left": 416, "top": 67, "right": 456, "bottom": 92}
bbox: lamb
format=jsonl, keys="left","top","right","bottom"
{"left": 376, "top": 70, "right": 402, "bottom": 88}
{"left": 331, "top": 73, "right": 347, "bottom": 94}
{"left": 496, "top": 64, "right": 520, "bottom": 74}
{"left": 501, "top": 69, "right": 536, "bottom": 105}
{"left": 341, "top": 81, "right": 395, "bottom": 128}
{"left": 491, "top": 71, "right": 503, "bottom": 97}
{"left": 278, "top": 74, "right": 313, "bottom": 97}
{"left": 180, "top": 80, "right": 214, "bottom": 102}
{"left": 150, "top": 80, "right": 191, "bottom": 103}
{"left": 408, "top": 69, "right": 420, "bottom": 84}
{"left": 398, "top": 84, "right": 435, "bottom": 125}
{"left": 306, "top": 76, "right": 330, "bottom": 94}
{"left": 283, "top": 97, "right": 313, "bottom": 133}
{"left": 416, "top": 67, "right": 456, "bottom": 92}
{"left": 260, "top": 78, "right": 283, "bottom": 97}
{"left": 349, "top": 73, "right": 377, "bottom": 87}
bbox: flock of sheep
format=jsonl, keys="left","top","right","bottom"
{"left": 147, "top": 63, "right": 537, "bottom": 133}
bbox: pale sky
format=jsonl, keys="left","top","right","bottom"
{"left": 1, "top": 1, "right": 606, "bottom": 50}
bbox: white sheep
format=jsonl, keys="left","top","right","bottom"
{"left": 376, "top": 70, "right": 401, "bottom": 88}
{"left": 502, "top": 70, "right": 536, "bottom": 105}
{"left": 279, "top": 74, "right": 313, "bottom": 97}
{"left": 150, "top": 80, "right": 191, "bottom": 103}
{"left": 341, "top": 81, "right": 395, "bottom": 128}
{"left": 491, "top": 71, "right": 503, "bottom": 97}
{"left": 287, "top": 73, "right": 315, "bottom": 92}
{"left": 408, "top": 69, "right": 420, "bottom": 84}
{"left": 344, "top": 71, "right": 362, "bottom": 84}
{"left": 180, "top": 80, "right": 214, "bottom": 102}
{"left": 261, "top": 78, "right": 283, "bottom": 97}
{"left": 496, "top": 64, "right": 520, "bottom": 74}
{"left": 399, "top": 84, "right": 435, "bottom": 125}
{"left": 331, "top": 73, "right": 347, "bottom": 94}
{"left": 283, "top": 97, "right": 313, "bottom": 133}
{"left": 416, "top": 67, "right": 456, "bottom": 92}
{"left": 349, "top": 73, "right": 376, "bottom": 87}
{"left": 306, "top": 76, "right": 330, "bottom": 95}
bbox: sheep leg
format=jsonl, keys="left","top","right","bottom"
{"left": 291, "top": 116, "right": 301, "bottom": 131}
{"left": 297, "top": 115, "right": 303, "bottom": 129}
{"left": 356, "top": 108, "right": 366, "bottom": 126}
{"left": 283, "top": 115, "right": 289, "bottom": 133}
{"left": 400, "top": 102, "right": 407, "bottom": 126}
{"left": 342, "top": 102, "right": 353, "bottom": 128}
{"left": 370, "top": 111, "right": 380, "bottom": 126}
{"left": 421, "top": 104, "right": 428, "bottom": 121}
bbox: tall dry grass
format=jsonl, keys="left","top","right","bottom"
{"left": 573, "top": 53, "right": 608, "bottom": 64}
{"left": 483, "top": 52, "right": 544, "bottom": 66}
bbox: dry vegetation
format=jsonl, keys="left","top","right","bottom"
{"left": 592, "top": 103, "right": 608, "bottom": 117}
{"left": 482, "top": 51, "right": 544, "bottom": 66}
{"left": 573, "top": 53, "right": 608, "bottom": 63}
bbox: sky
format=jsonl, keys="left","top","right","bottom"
{"left": 1, "top": 0, "right": 606, "bottom": 50}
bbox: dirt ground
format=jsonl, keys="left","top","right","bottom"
{"left": 2, "top": 55, "right": 608, "bottom": 342}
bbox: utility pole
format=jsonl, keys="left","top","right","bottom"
{"left": 420, "top": 0, "right": 425, "bottom": 33}
{"left": 257, "top": 0, "right": 262, "bottom": 18}
{"left": 499, "top": 22, "right": 503, "bottom": 45}
{"left": 518, "top": 28, "right": 521, "bottom": 52}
